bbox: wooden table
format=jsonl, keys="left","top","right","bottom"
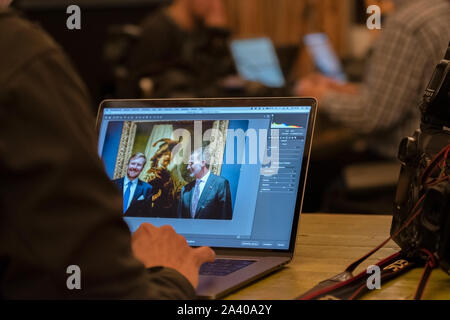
{"left": 226, "top": 214, "right": 450, "bottom": 300}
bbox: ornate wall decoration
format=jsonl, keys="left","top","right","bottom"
{"left": 113, "top": 121, "right": 137, "bottom": 179}
{"left": 208, "top": 120, "right": 229, "bottom": 176}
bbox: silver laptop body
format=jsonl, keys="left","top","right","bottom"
{"left": 96, "top": 97, "right": 317, "bottom": 299}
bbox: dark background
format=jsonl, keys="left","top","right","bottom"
{"left": 12, "top": 0, "right": 366, "bottom": 113}
{"left": 13, "top": 0, "right": 171, "bottom": 113}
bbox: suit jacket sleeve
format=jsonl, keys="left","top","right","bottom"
{"left": 177, "top": 187, "right": 184, "bottom": 219}
{"left": 0, "top": 18, "right": 195, "bottom": 299}
{"left": 138, "top": 182, "right": 154, "bottom": 217}
{"left": 220, "top": 179, "right": 233, "bottom": 220}
{"left": 144, "top": 182, "right": 153, "bottom": 203}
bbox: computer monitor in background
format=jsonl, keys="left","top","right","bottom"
{"left": 304, "top": 33, "right": 347, "bottom": 82}
{"left": 230, "top": 37, "right": 286, "bottom": 88}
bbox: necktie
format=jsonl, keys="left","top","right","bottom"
{"left": 191, "top": 180, "right": 201, "bottom": 218}
{"left": 123, "top": 181, "right": 132, "bottom": 214}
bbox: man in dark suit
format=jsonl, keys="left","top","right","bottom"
{"left": 113, "top": 153, "right": 154, "bottom": 217}
{"left": 177, "top": 149, "right": 232, "bottom": 220}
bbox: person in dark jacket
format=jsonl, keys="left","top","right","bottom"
{"left": 0, "top": 4, "right": 214, "bottom": 299}
{"left": 112, "top": 153, "right": 154, "bottom": 217}
{"left": 127, "top": 0, "right": 235, "bottom": 98}
{"left": 177, "top": 149, "right": 232, "bottom": 220}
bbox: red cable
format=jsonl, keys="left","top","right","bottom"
{"left": 345, "top": 197, "right": 424, "bottom": 274}
{"left": 414, "top": 249, "right": 438, "bottom": 300}
{"left": 421, "top": 144, "right": 450, "bottom": 184}
{"left": 346, "top": 144, "right": 450, "bottom": 275}
{"left": 300, "top": 144, "right": 449, "bottom": 300}
{"left": 298, "top": 252, "right": 400, "bottom": 300}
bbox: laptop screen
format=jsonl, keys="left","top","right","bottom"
{"left": 304, "top": 33, "right": 347, "bottom": 82}
{"left": 97, "top": 104, "right": 312, "bottom": 251}
{"left": 230, "top": 37, "right": 286, "bottom": 88}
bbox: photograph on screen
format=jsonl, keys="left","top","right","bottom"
{"left": 101, "top": 119, "right": 256, "bottom": 221}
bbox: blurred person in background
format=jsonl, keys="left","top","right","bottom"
{"left": 0, "top": 0, "right": 214, "bottom": 299}
{"left": 296, "top": 0, "right": 450, "bottom": 160}
{"left": 296, "top": 0, "right": 450, "bottom": 212}
{"left": 127, "top": 0, "right": 236, "bottom": 98}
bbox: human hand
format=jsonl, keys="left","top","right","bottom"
{"left": 219, "top": 75, "right": 247, "bottom": 90}
{"left": 293, "top": 73, "right": 333, "bottom": 100}
{"left": 293, "top": 73, "right": 359, "bottom": 99}
{"left": 131, "top": 223, "right": 216, "bottom": 288}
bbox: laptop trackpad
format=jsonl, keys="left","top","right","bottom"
{"left": 196, "top": 256, "right": 288, "bottom": 299}
{"left": 200, "top": 259, "right": 256, "bottom": 276}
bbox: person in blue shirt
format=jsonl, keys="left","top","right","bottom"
{"left": 113, "top": 153, "right": 154, "bottom": 217}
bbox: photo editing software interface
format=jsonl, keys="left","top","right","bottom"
{"left": 98, "top": 105, "right": 311, "bottom": 250}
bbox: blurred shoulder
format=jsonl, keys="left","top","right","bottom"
{"left": 388, "top": 0, "right": 450, "bottom": 32}
{"left": 210, "top": 173, "right": 228, "bottom": 184}
{"left": 383, "top": 0, "right": 450, "bottom": 61}
{"left": 139, "top": 179, "right": 152, "bottom": 189}
{"left": 0, "top": 8, "right": 61, "bottom": 83}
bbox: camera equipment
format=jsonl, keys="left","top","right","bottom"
{"left": 391, "top": 43, "right": 450, "bottom": 275}
{"left": 297, "top": 44, "right": 450, "bottom": 301}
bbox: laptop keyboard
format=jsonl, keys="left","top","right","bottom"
{"left": 199, "top": 259, "right": 256, "bottom": 276}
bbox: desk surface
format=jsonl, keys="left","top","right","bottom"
{"left": 226, "top": 214, "right": 450, "bottom": 300}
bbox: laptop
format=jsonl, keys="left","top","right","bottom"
{"left": 230, "top": 37, "right": 286, "bottom": 88}
{"left": 304, "top": 33, "right": 347, "bottom": 82}
{"left": 96, "top": 97, "right": 317, "bottom": 299}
